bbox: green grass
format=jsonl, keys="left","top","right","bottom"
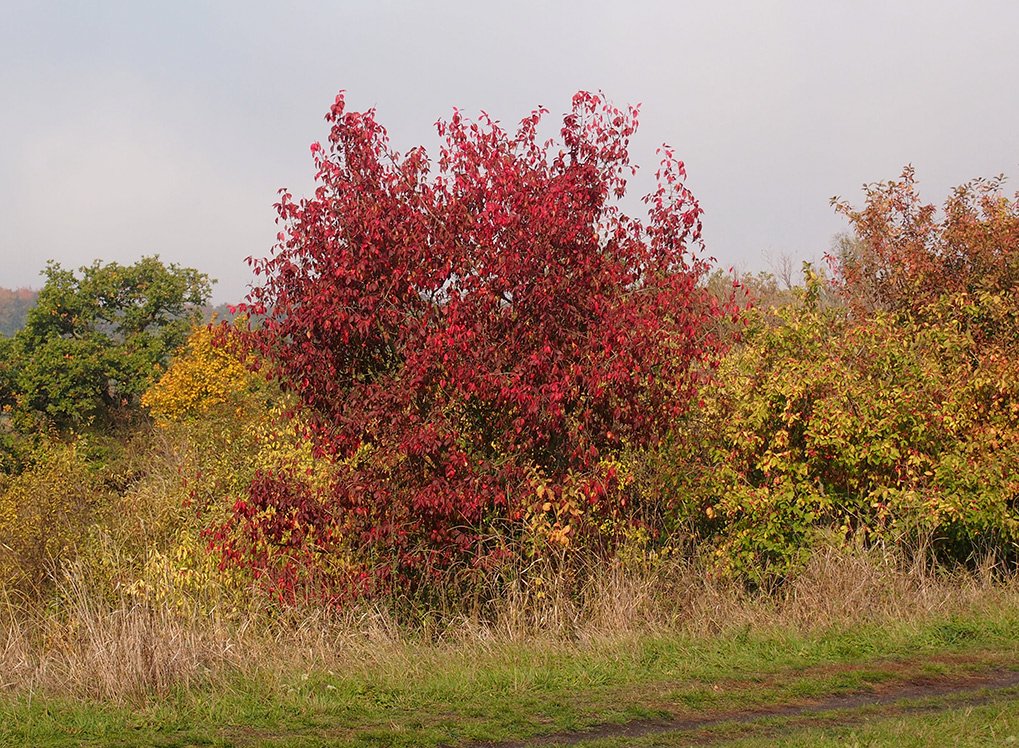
{"left": 3, "top": 609, "right": 1019, "bottom": 747}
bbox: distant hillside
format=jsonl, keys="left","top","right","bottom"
{"left": 0, "top": 288, "right": 38, "bottom": 336}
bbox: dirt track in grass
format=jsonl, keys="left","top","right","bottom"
{"left": 465, "top": 657, "right": 1019, "bottom": 747}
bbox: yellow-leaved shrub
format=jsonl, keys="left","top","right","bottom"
{"left": 141, "top": 323, "right": 258, "bottom": 424}
{"left": 0, "top": 439, "right": 110, "bottom": 594}
{"left": 129, "top": 323, "right": 338, "bottom": 609}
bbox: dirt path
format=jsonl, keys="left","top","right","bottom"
{"left": 468, "top": 665, "right": 1019, "bottom": 747}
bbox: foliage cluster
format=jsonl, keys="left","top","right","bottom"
{"left": 0, "top": 438, "right": 109, "bottom": 594}
{"left": 231, "top": 91, "right": 735, "bottom": 598}
{"left": 661, "top": 170, "right": 1019, "bottom": 586}
{"left": 138, "top": 322, "right": 333, "bottom": 608}
{"left": 832, "top": 165, "right": 1018, "bottom": 320}
{"left": 141, "top": 322, "right": 256, "bottom": 425}
{"left": 0, "top": 257, "right": 217, "bottom": 599}
{"left": 1, "top": 257, "right": 211, "bottom": 434}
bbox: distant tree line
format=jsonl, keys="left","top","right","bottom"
{"left": 0, "top": 288, "right": 38, "bottom": 337}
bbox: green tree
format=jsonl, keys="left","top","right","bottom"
{"left": 7, "top": 257, "right": 211, "bottom": 431}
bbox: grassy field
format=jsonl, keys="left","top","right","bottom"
{"left": 3, "top": 600, "right": 1018, "bottom": 747}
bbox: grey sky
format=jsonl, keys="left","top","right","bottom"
{"left": 2, "top": 1, "right": 1017, "bottom": 303}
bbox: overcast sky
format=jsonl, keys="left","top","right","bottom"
{"left": 2, "top": 1, "right": 1017, "bottom": 303}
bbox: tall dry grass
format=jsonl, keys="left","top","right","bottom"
{"left": 2, "top": 542, "right": 1016, "bottom": 702}
{"left": 0, "top": 572, "right": 240, "bottom": 699}
{"left": 456, "top": 541, "right": 1016, "bottom": 641}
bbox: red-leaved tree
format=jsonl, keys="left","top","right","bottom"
{"left": 232, "top": 91, "right": 735, "bottom": 597}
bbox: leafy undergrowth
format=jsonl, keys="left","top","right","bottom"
{"left": 3, "top": 602, "right": 1019, "bottom": 747}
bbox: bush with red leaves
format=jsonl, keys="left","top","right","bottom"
{"left": 233, "top": 91, "right": 735, "bottom": 597}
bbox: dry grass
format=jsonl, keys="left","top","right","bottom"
{"left": 2, "top": 542, "right": 1015, "bottom": 703}
{"left": 436, "top": 538, "right": 1018, "bottom": 644}
{"left": 0, "top": 576, "right": 240, "bottom": 699}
